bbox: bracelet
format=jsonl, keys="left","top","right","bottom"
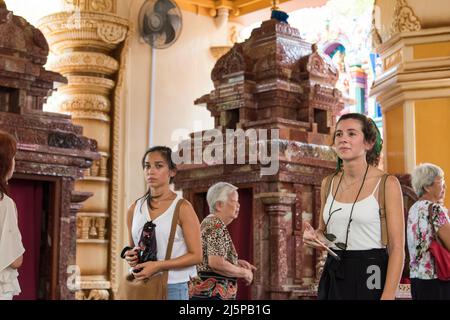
{"left": 120, "top": 246, "right": 133, "bottom": 259}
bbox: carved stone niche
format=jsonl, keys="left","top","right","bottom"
{"left": 0, "top": 2, "right": 100, "bottom": 300}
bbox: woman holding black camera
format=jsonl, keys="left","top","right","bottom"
{"left": 122, "top": 146, "right": 202, "bottom": 300}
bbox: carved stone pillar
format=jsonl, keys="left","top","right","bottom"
{"left": 257, "top": 192, "right": 296, "bottom": 300}
{"left": 37, "top": 0, "right": 129, "bottom": 299}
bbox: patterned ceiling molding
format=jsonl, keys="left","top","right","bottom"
{"left": 177, "top": 0, "right": 290, "bottom": 17}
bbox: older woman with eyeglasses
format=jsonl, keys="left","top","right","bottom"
{"left": 407, "top": 163, "right": 450, "bottom": 300}
{"left": 303, "top": 113, "right": 405, "bottom": 300}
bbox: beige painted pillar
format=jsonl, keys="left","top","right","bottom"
{"left": 371, "top": 0, "right": 450, "bottom": 209}
{"left": 38, "top": 0, "right": 130, "bottom": 299}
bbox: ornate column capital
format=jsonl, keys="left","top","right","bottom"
{"left": 38, "top": 11, "right": 128, "bottom": 53}
{"left": 255, "top": 192, "right": 297, "bottom": 212}
{"left": 63, "top": 0, "right": 117, "bottom": 14}
{"left": 390, "top": 0, "right": 421, "bottom": 35}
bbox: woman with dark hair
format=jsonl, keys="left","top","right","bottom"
{"left": 0, "top": 130, "right": 25, "bottom": 300}
{"left": 303, "top": 113, "right": 405, "bottom": 300}
{"left": 122, "top": 146, "right": 202, "bottom": 300}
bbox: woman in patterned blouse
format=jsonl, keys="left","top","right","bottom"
{"left": 407, "top": 163, "right": 450, "bottom": 299}
{"left": 190, "top": 182, "right": 256, "bottom": 300}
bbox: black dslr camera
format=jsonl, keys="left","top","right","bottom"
{"left": 133, "top": 220, "right": 158, "bottom": 273}
{"left": 120, "top": 220, "right": 158, "bottom": 275}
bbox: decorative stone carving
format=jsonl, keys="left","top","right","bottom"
{"left": 89, "top": 159, "right": 100, "bottom": 176}
{"left": 75, "top": 289, "right": 110, "bottom": 300}
{"left": 38, "top": 12, "right": 128, "bottom": 53}
{"left": 96, "top": 217, "right": 107, "bottom": 240}
{"left": 390, "top": 0, "right": 421, "bottom": 34}
{"left": 59, "top": 94, "right": 111, "bottom": 122}
{"left": 48, "top": 52, "right": 119, "bottom": 75}
{"left": 211, "top": 43, "right": 253, "bottom": 84}
{"left": 90, "top": 0, "right": 114, "bottom": 13}
{"left": 86, "top": 289, "right": 110, "bottom": 300}
{"left": 48, "top": 132, "right": 90, "bottom": 150}
{"left": 371, "top": 6, "right": 382, "bottom": 48}
{"left": 99, "top": 154, "right": 108, "bottom": 177}
{"left": 79, "top": 216, "right": 90, "bottom": 239}
{"left": 298, "top": 44, "right": 339, "bottom": 85}
{"left": 97, "top": 22, "right": 127, "bottom": 44}
{"left": 77, "top": 214, "right": 108, "bottom": 240}
{"left": 64, "top": 0, "right": 116, "bottom": 14}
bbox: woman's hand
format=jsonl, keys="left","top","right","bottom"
{"left": 302, "top": 222, "right": 327, "bottom": 250}
{"left": 133, "top": 261, "right": 163, "bottom": 280}
{"left": 9, "top": 255, "right": 23, "bottom": 269}
{"left": 124, "top": 247, "right": 140, "bottom": 267}
{"left": 238, "top": 260, "right": 256, "bottom": 285}
{"left": 237, "top": 259, "right": 257, "bottom": 272}
{"left": 242, "top": 268, "right": 253, "bottom": 286}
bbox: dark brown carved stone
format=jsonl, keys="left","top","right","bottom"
{"left": 0, "top": 4, "right": 66, "bottom": 114}
{"left": 48, "top": 132, "right": 89, "bottom": 150}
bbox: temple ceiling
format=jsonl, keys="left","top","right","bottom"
{"left": 177, "top": 0, "right": 289, "bottom": 17}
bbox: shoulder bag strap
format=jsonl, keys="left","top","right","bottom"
{"left": 378, "top": 174, "right": 389, "bottom": 246}
{"left": 164, "top": 198, "right": 185, "bottom": 260}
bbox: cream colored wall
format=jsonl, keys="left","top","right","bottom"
{"left": 152, "top": 11, "right": 217, "bottom": 149}
{"left": 118, "top": 0, "right": 223, "bottom": 218}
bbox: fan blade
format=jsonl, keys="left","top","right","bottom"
{"left": 168, "top": 13, "right": 181, "bottom": 32}
{"left": 162, "top": 19, "right": 176, "bottom": 44}
{"left": 143, "top": 13, "right": 153, "bottom": 36}
{"left": 154, "top": 0, "right": 175, "bottom": 15}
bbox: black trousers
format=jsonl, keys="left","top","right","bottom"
{"left": 318, "top": 249, "right": 388, "bottom": 300}
{"left": 411, "top": 278, "right": 450, "bottom": 300}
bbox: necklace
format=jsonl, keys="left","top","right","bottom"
{"left": 152, "top": 191, "right": 175, "bottom": 202}
{"left": 324, "top": 164, "right": 369, "bottom": 250}
{"left": 341, "top": 175, "right": 363, "bottom": 191}
{"left": 340, "top": 163, "right": 370, "bottom": 250}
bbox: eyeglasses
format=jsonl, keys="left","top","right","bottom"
{"left": 323, "top": 208, "right": 348, "bottom": 250}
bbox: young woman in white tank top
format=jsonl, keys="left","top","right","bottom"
{"left": 122, "top": 146, "right": 202, "bottom": 300}
{"left": 303, "top": 113, "right": 405, "bottom": 300}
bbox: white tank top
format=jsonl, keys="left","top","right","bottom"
{"left": 322, "top": 177, "right": 385, "bottom": 250}
{"left": 131, "top": 194, "right": 197, "bottom": 284}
